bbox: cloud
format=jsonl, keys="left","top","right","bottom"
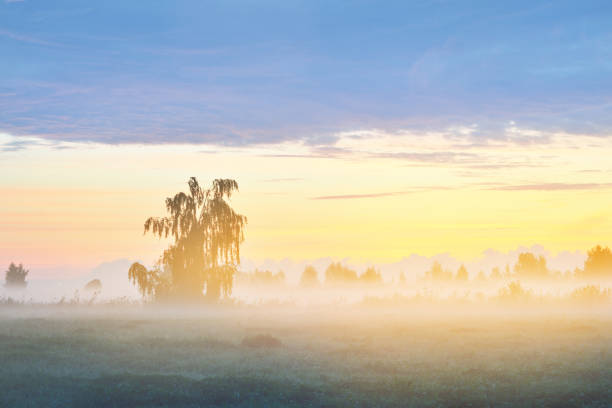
{"left": 0, "top": 29, "right": 63, "bottom": 47}
{"left": 490, "top": 183, "right": 612, "bottom": 191}
{"left": 0, "top": 137, "right": 44, "bottom": 152}
{"left": 262, "top": 178, "right": 304, "bottom": 183}
{"left": 0, "top": 133, "right": 72, "bottom": 152}
{"left": 311, "top": 186, "right": 451, "bottom": 200}
{"left": 2, "top": 0, "right": 612, "bottom": 146}
{"left": 369, "top": 151, "right": 479, "bottom": 163}
{"left": 311, "top": 191, "right": 412, "bottom": 200}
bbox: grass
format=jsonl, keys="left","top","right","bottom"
{"left": 0, "top": 306, "right": 611, "bottom": 407}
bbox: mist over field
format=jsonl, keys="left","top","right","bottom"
{"left": 0, "top": 245, "right": 594, "bottom": 304}
{"left": 4, "top": 237, "right": 612, "bottom": 407}
{"left": 2, "top": 306, "right": 612, "bottom": 408}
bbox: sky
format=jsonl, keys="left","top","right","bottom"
{"left": 1, "top": 0, "right": 612, "bottom": 279}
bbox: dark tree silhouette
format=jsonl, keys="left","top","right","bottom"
{"left": 4, "top": 262, "right": 28, "bottom": 289}
{"left": 398, "top": 271, "right": 407, "bottom": 285}
{"left": 129, "top": 178, "right": 246, "bottom": 302}
{"left": 83, "top": 279, "right": 102, "bottom": 293}
{"left": 583, "top": 245, "right": 612, "bottom": 278}
{"left": 425, "top": 261, "right": 452, "bottom": 281}
{"left": 570, "top": 285, "right": 611, "bottom": 303}
{"left": 514, "top": 252, "right": 549, "bottom": 280}
{"left": 490, "top": 267, "right": 502, "bottom": 280}
{"left": 325, "top": 262, "right": 359, "bottom": 285}
{"left": 497, "top": 281, "right": 531, "bottom": 302}
{"left": 360, "top": 267, "right": 383, "bottom": 284}
{"left": 237, "top": 269, "right": 285, "bottom": 286}
{"left": 455, "top": 264, "right": 469, "bottom": 281}
{"left": 299, "top": 265, "right": 319, "bottom": 288}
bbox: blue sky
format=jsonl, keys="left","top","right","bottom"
{"left": 1, "top": 0, "right": 611, "bottom": 145}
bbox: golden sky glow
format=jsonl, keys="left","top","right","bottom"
{"left": 2, "top": 127, "right": 612, "bottom": 274}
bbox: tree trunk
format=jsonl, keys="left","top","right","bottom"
{"left": 205, "top": 278, "right": 221, "bottom": 302}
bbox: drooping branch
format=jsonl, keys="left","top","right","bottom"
{"left": 134, "top": 177, "right": 247, "bottom": 301}
{"left": 128, "top": 262, "right": 157, "bottom": 297}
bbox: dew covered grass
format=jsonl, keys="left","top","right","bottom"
{"left": 1, "top": 306, "right": 611, "bottom": 407}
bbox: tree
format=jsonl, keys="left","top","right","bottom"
{"left": 490, "top": 267, "right": 502, "bottom": 280}
{"left": 514, "top": 252, "right": 548, "bottom": 280}
{"left": 570, "top": 285, "right": 611, "bottom": 303}
{"left": 325, "top": 262, "right": 358, "bottom": 285}
{"left": 474, "top": 270, "right": 487, "bottom": 283}
{"left": 299, "top": 266, "right": 319, "bottom": 288}
{"left": 128, "top": 261, "right": 172, "bottom": 300}
{"left": 497, "top": 281, "right": 531, "bottom": 302}
{"left": 425, "top": 261, "right": 452, "bottom": 281}
{"left": 360, "top": 267, "right": 383, "bottom": 284}
{"left": 583, "top": 245, "right": 612, "bottom": 278}
{"left": 398, "top": 271, "right": 407, "bottom": 285}
{"left": 455, "top": 264, "right": 468, "bottom": 281}
{"left": 237, "top": 269, "right": 285, "bottom": 286}
{"left": 5, "top": 262, "right": 28, "bottom": 289}
{"left": 83, "top": 279, "right": 102, "bottom": 293}
{"left": 129, "top": 178, "right": 247, "bottom": 302}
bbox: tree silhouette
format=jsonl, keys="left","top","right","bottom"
{"left": 398, "top": 271, "right": 407, "bottom": 285}
{"left": 498, "top": 281, "right": 531, "bottom": 302}
{"left": 129, "top": 178, "right": 246, "bottom": 302}
{"left": 570, "top": 285, "right": 611, "bottom": 303}
{"left": 299, "top": 266, "right": 319, "bottom": 288}
{"left": 425, "top": 261, "right": 452, "bottom": 281}
{"left": 475, "top": 270, "right": 487, "bottom": 282}
{"left": 583, "top": 245, "right": 612, "bottom": 278}
{"left": 4, "top": 262, "right": 28, "bottom": 289}
{"left": 514, "top": 252, "right": 548, "bottom": 280}
{"left": 360, "top": 267, "right": 383, "bottom": 284}
{"left": 325, "top": 262, "right": 358, "bottom": 285}
{"left": 84, "top": 279, "right": 102, "bottom": 293}
{"left": 237, "top": 269, "right": 286, "bottom": 286}
{"left": 455, "top": 264, "right": 468, "bottom": 281}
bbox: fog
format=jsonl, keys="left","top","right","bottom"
{"left": 3, "top": 251, "right": 612, "bottom": 407}
{"left": 3, "top": 260, "right": 611, "bottom": 311}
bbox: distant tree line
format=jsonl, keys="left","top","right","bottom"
{"left": 234, "top": 263, "right": 384, "bottom": 288}
{"left": 288, "top": 244, "right": 612, "bottom": 290}
{"left": 236, "top": 269, "right": 286, "bottom": 286}
{"left": 295, "top": 262, "right": 383, "bottom": 287}
{"left": 421, "top": 245, "right": 612, "bottom": 283}
{"left": 126, "top": 227, "right": 612, "bottom": 301}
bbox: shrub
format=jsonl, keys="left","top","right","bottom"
{"left": 497, "top": 281, "right": 531, "bottom": 302}
{"left": 84, "top": 279, "right": 102, "bottom": 292}
{"left": 241, "top": 334, "right": 282, "bottom": 348}
{"left": 570, "top": 285, "right": 611, "bottom": 304}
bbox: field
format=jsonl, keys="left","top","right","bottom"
{"left": 1, "top": 306, "right": 611, "bottom": 407}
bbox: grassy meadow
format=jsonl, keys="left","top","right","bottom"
{"left": 1, "top": 306, "right": 611, "bottom": 407}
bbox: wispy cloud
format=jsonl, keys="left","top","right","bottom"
{"left": 311, "top": 191, "right": 412, "bottom": 200}
{"left": 490, "top": 183, "right": 612, "bottom": 191}
{"left": 369, "top": 151, "right": 478, "bottom": 163}
{"left": 262, "top": 178, "right": 305, "bottom": 183}
{"left": 0, "top": 138, "right": 43, "bottom": 152}
{"left": 0, "top": 29, "right": 63, "bottom": 47}
{"left": 311, "top": 186, "right": 452, "bottom": 200}
{"left": 1, "top": 1, "right": 612, "bottom": 147}
{"left": 0, "top": 134, "right": 72, "bottom": 152}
